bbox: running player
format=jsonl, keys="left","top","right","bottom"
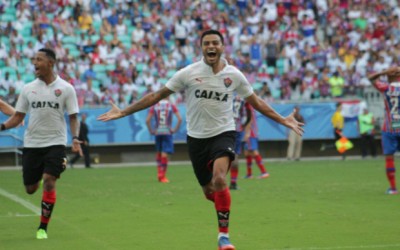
{"left": 0, "top": 48, "right": 82, "bottom": 239}
{"left": 98, "top": 30, "right": 303, "bottom": 250}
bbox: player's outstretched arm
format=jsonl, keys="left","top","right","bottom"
{"left": 1, "top": 112, "right": 26, "bottom": 131}
{"left": 245, "top": 93, "right": 304, "bottom": 136}
{"left": 98, "top": 87, "right": 174, "bottom": 122}
{"left": 0, "top": 99, "right": 15, "bottom": 116}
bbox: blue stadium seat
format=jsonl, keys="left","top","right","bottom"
{"left": 104, "top": 34, "right": 113, "bottom": 43}
{"left": 22, "top": 74, "right": 36, "bottom": 83}
{"left": 62, "top": 36, "right": 77, "bottom": 44}
{"left": 252, "top": 82, "right": 263, "bottom": 91}
{"left": 2, "top": 67, "right": 17, "bottom": 76}
{"left": 1, "top": 13, "right": 16, "bottom": 23}
{"left": 92, "top": 21, "right": 101, "bottom": 32}
{"left": 93, "top": 64, "right": 107, "bottom": 73}
{"left": 166, "top": 70, "right": 176, "bottom": 78}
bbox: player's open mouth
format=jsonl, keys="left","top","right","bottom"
{"left": 207, "top": 52, "right": 217, "bottom": 58}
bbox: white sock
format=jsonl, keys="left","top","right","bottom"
{"left": 218, "top": 232, "right": 229, "bottom": 240}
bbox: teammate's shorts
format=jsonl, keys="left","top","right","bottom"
{"left": 22, "top": 145, "right": 67, "bottom": 185}
{"left": 155, "top": 135, "right": 174, "bottom": 154}
{"left": 381, "top": 131, "right": 400, "bottom": 155}
{"left": 244, "top": 137, "right": 259, "bottom": 151}
{"left": 234, "top": 131, "right": 244, "bottom": 154}
{"left": 187, "top": 131, "right": 236, "bottom": 186}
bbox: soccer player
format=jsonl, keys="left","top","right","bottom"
{"left": 368, "top": 66, "right": 400, "bottom": 194}
{"left": 146, "top": 97, "right": 182, "bottom": 183}
{"left": 98, "top": 30, "right": 303, "bottom": 250}
{"left": 229, "top": 95, "right": 252, "bottom": 190}
{"left": 0, "top": 48, "right": 82, "bottom": 239}
{"left": 242, "top": 103, "right": 270, "bottom": 179}
{"left": 0, "top": 99, "right": 16, "bottom": 116}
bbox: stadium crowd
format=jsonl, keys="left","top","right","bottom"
{"left": 0, "top": 0, "right": 399, "bottom": 107}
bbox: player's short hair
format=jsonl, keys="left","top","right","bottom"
{"left": 200, "top": 29, "right": 224, "bottom": 45}
{"left": 38, "top": 48, "right": 57, "bottom": 61}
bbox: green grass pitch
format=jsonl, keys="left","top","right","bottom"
{"left": 0, "top": 158, "right": 399, "bottom": 250}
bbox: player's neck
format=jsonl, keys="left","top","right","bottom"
{"left": 40, "top": 72, "right": 57, "bottom": 85}
{"left": 209, "top": 60, "right": 225, "bottom": 75}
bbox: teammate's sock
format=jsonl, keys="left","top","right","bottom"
{"left": 160, "top": 156, "right": 168, "bottom": 178}
{"left": 205, "top": 192, "right": 215, "bottom": 202}
{"left": 39, "top": 190, "right": 56, "bottom": 231}
{"left": 254, "top": 154, "right": 267, "bottom": 173}
{"left": 230, "top": 167, "right": 238, "bottom": 184}
{"left": 246, "top": 156, "right": 252, "bottom": 176}
{"left": 214, "top": 188, "right": 231, "bottom": 233}
{"left": 156, "top": 153, "right": 162, "bottom": 180}
{"left": 386, "top": 156, "right": 396, "bottom": 190}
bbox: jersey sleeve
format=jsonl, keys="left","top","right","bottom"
{"left": 148, "top": 106, "right": 155, "bottom": 115}
{"left": 375, "top": 80, "right": 388, "bottom": 92}
{"left": 165, "top": 68, "right": 187, "bottom": 92}
{"left": 171, "top": 104, "right": 178, "bottom": 113}
{"left": 235, "top": 69, "right": 254, "bottom": 98}
{"left": 15, "top": 85, "right": 29, "bottom": 114}
{"left": 66, "top": 84, "right": 80, "bottom": 115}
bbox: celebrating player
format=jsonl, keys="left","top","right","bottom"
{"left": 0, "top": 48, "right": 82, "bottom": 239}
{"left": 98, "top": 30, "right": 303, "bottom": 250}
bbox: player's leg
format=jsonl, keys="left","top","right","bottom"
{"left": 209, "top": 132, "right": 236, "bottom": 249}
{"left": 159, "top": 135, "right": 174, "bottom": 183}
{"left": 23, "top": 148, "right": 45, "bottom": 194}
{"left": 243, "top": 142, "right": 253, "bottom": 178}
{"left": 248, "top": 138, "right": 268, "bottom": 178}
{"left": 37, "top": 145, "right": 67, "bottom": 238}
{"left": 212, "top": 156, "right": 235, "bottom": 250}
{"left": 155, "top": 136, "right": 163, "bottom": 181}
{"left": 230, "top": 132, "right": 242, "bottom": 190}
{"left": 381, "top": 132, "right": 397, "bottom": 194}
{"left": 37, "top": 173, "right": 57, "bottom": 238}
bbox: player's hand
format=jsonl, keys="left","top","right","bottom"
{"left": 284, "top": 109, "right": 305, "bottom": 136}
{"left": 72, "top": 138, "right": 83, "bottom": 156}
{"left": 97, "top": 101, "right": 124, "bottom": 121}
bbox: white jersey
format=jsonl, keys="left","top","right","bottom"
{"left": 16, "top": 76, "right": 79, "bottom": 147}
{"left": 166, "top": 59, "right": 253, "bottom": 138}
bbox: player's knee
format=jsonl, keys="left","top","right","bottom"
{"left": 212, "top": 175, "right": 226, "bottom": 190}
{"left": 25, "top": 186, "right": 37, "bottom": 195}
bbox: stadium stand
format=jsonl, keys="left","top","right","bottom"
{"left": 0, "top": 0, "right": 396, "bottom": 124}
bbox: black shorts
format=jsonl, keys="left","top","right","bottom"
{"left": 22, "top": 145, "right": 67, "bottom": 185}
{"left": 187, "top": 131, "right": 236, "bottom": 186}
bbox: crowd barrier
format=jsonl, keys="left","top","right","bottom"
{"left": 0, "top": 101, "right": 364, "bottom": 147}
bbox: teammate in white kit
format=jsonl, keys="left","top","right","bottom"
{"left": 0, "top": 48, "right": 82, "bottom": 240}
{"left": 98, "top": 30, "right": 304, "bottom": 250}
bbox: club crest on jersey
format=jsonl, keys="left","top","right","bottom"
{"left": 54, "top": 89, "right": 62, "bottom": 97}
{"left": 223, "top": 78, "right": 232, "bottom": 88}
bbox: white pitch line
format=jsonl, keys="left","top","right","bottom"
{"left": 0, "top": 187, "right": 40, "bottom": 215}
{"left": 270, "top": 244, "right": 400, "bottom": 250}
